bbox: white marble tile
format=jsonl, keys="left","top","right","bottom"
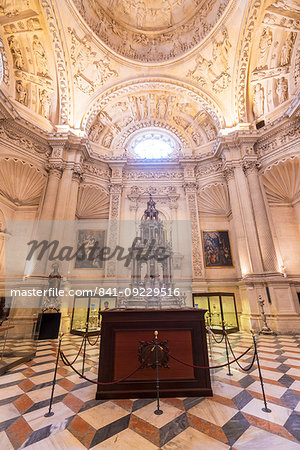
{"left": 285, "top": 358, "right": 300, "bottom": 367}
{"left": 188, "top": 399, "right": 237, "bottom": 427}
{"left": 212, "top": 380, "right": 243, "bottom": 399}
{"left": 27, "top": 385, "right": 68, "bottom": 403}
{"left": 93, "top": 428, "right": 158, "bottom": 449}
{"left": 250, "top": 368, "right": 282, "bottom": 381}
{"left": 25, "top": 429, "right": 86, "bottom": 449}
{"left": 71, "top": 385, "right": 97, "bottom": 402}
{"left": 0, "top": 384, "right": 24, "bottom": 400}
{"left": 290, "top": 379, "right": 300, "bottom": 392}
{"left": 30, "top": 373, "right": 63, "bottom": 385}
{"left": 241, "top": 398, "right": 292, "bottom": 426}
{"left": 162, "top": 427, "right": 229, "bottom": 449}
{"left": 79, "top": 401, "right": 128, "bottom": 430}
{"left": 286, "top": 367, "right": 300, "bottom": 378}
{"left": 24, "top": 403, "right": 74, "bottom": 431}
{"left": 133, "top": 400, "right": 182, "bottom": 428}
{"left": 0, "top": 431, "right": 14, "bottom": 449}
{"left": 31, "top": 363, "right": 56, "bottom": 373}
{"left": 247, "top": 381, "right": 287, "bottom": 398}
{"left": 0, "top": 403, "right": 20, "bottom": 422}
{"left": 0, "top": 372, "right": 26, "bottom": 385}
{"left": 234, "top": 425, "right": 299, "bottom": 450}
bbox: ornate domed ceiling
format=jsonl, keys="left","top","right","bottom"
{"left": 73, "top": 0, "right": 231, "bottom": 62}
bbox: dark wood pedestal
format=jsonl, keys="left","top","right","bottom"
{"left": 96, "top": 309, "right": 212, "bottom": 399}
{"left": 37, "top": 313, "right": 61, "bottom": 340}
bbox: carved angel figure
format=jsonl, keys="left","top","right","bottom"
{"left": 32, "top": 35, "right": 48, "bottom": 76}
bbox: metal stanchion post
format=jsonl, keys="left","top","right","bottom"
{"left": 251, "top": 330, "right": 271, "bottom": 413}
{"left": 223, "top": 322, "right": 232, "bottom": 376}
{"left": 45, "top": 332, "right": 63, "bottom": 417}
{"left": 82, "top": 334, "right": 87, "bottom": 376}
{"left": 154, "top": 330, "right": 163, "bottom": 415}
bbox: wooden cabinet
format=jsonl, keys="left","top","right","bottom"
{"left": 96, "top": 308, "right": 212, "bottom": 399}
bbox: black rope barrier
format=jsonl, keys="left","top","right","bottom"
{"left": 164, "top": 344, "right": 253, "bottom": 370}
{"left": 226, "top": 334, "right": 256, "bottom": 372}
{"left": 60, "top": 348, "right": 146, "bottom": 385}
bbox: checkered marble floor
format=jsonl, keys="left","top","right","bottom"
{"left": 0, "top": 332, "right": 299, "bottom": 449}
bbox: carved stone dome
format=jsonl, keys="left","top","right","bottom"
{"left": 73, "top": 0, "right": 231, "bottom": 62}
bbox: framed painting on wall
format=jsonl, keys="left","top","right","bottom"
{"left": 75, "top": 229, "right": 106, "bottom": 269}
{"left": 202, "top": 231, "right": 233, "bottom": 267}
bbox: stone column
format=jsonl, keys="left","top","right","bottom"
{"left": 293, "top": 198, "right": 300, "bottom": 235}
{"left": 225, "top": 162, "right": 263, "bottom": 274}
{"left": 224, "top": 166, "right": 251, "bottom": 275}
{"left": 183, "top": 177, "right": 204, "bottom": 280}
{"left": 53, "top": 162, "right": 74, "bottom": 221}
{"left": 40, "top": 163, "right": 62, "bottom": 221}
{"left": 106, "top": 183, "right": 123, "bottom": 278}
{"left": 65, "top": 167, "right": 82, "bottom": 221}
{"left": 244, "top": 160, "right": 278, "bottom": 272}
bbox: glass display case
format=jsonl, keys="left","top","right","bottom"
{"left": 70, "top": 296, "right": 116, "bottom": 336}
{"left": 0, "top": 297, "right": 40, "bottom": 375}
{"left": 193, "top": 293, "right": 239, "bottom": 333}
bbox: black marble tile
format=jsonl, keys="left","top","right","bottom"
{"left": 25, "top": 393, "right": 67, "bottom": 414}
{"left": 279, "top": 374, "right": 295, "bottom": 388}
{"left": 239, "top": 375, "right": 255, "bottom": 389}
{"left": 284, "top": 411, "right": 300, "bottom": 441}
{"left": 233, "top": 390, "right": 253, "bottom": 410}
{"left": 183, "top": 397, "right": 205, "bottom": 411}
{"left": 160, "top": 412, "right": 189, "bottom": 447}
{"left": 277, "top": 364, "right": 291, "bottom": 373}
{"left": 21, "top": 424, "right": 52, "bottom": 448}
{"left": 280, "top": 389, "right": 300, "bottom": 409}
{"left": 71, "top": 380, "right": 91, "bottom": 391}
{"left": 90, "top": 414, "right": 130, "bottom": 447}
{"left": 0, "top": 416, "right": 18, "bottom": 432}
{"left": 132, "top": 398, "right": 155, "bottom": 412}
{"left": 222, "top": 411, "right": 250, "bottom": 446}
{"left": 275, "top": 356, "right": 288, "bottom": 363}
{"left": 78, "top": 398, "right": 107, "bottom": 413}
{"left": 0, "top": 394, "right": 21, "bottom": 406}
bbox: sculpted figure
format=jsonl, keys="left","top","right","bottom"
{"left": 102, "top": 132, "right": 113, "bottom": 148}
{"left": 276, "top": 78, "right": 288, "bottom": 104}
{"left": 253, "top": 83, "right": 264, "bottom": 118}
{"left": 256, "top": 28, "right": 272, "bottom": 70}
{"left": 8, "top": 35, "right": 23, "bottom": 69}
{"left": 15, "top": 79, "right": 27, "bottom": 105}
{"left": 156, "top": 95, "right": 168, "bottom": 120}
{"left": 89, "top": 117, "right": 104, "bottom": 142}
{"left": 280, "top": 33, "right": 294, "bottom": 66}
{"left": 40, "top": 89, "right": 51, "bottom": 119}
{"left": 32, "top": 35, "right": 48, "bottom": 76}
{"left": 213, "top": 28, "right": 231, "bottom": 70}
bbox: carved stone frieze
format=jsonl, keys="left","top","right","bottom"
{"left": 196, "top": 162, "right": 222, "bottom": 177}
{"left": 0, "top": 121, "right": 49, "bottom": 155}
{"left": 255, "top": 120, "right": 300, "bottom": 156}
{"left": 40, "top": 0, "right": 70, "bottom": 124}
{"left": 69, "top": 28, "right": 118, "bottom": 94}
{"left": 72, "top": 0, "right": 230, "bottom": 62}
{"left": 82, "top": 162, "right": 110, "bottom": 179}
{"left": 124, "top": 170, "right": 183, "bottom": 180}
{"left": 187, "top": 27, "right": 232, "bottom": 93}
